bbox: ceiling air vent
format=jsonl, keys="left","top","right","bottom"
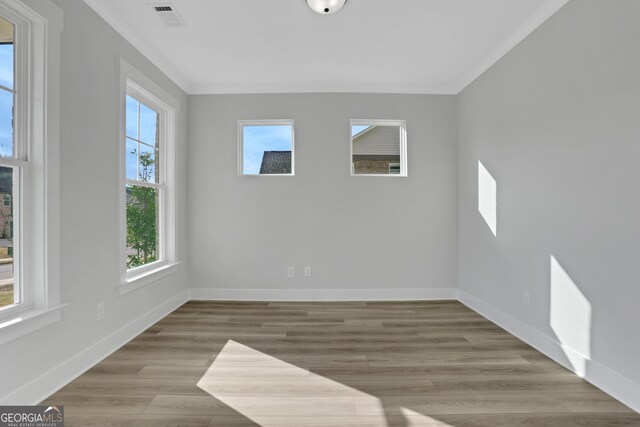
{"left": 151, "top": 4, "right": 185, "bottom": 27}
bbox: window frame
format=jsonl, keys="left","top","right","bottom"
{"left": 237, "top": 119, "right": 295, "bottom": 177}
{"left": 118, "top": 58, "right": 179, "bottom": 295}
{"left": 350, "top": 119, "right": 408, "bottom": 178}
{"left": 0, "top": 0, "right": 63, "bottom": 345}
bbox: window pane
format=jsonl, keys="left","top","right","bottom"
{"left": 139, "top": 102, "right": 158, "bottom": 147}
{"left": 0, "top": 89, "right": 13, "bottom": 158}
{"left": 126, "top": 96, "right": 138, "bottom": 139}
{"left": 126, "top": 185, "right": 159, "bottom": 269}
{"left": 139, "top": 143, "right": 159, "bottom": 183}
{"left": 0, "top": 166, "right": 15, "bottom": 309}
{"left": 242, "top": 125, "right": 293, "bottom": 175}
{"left": 126, "top": 137, "right": 138, "bottom": 181}
{"left": 351, "top": 124, "right": 402, "bottom": 175}
{"left": 0, "top": 16, "right": 14, "bottom": 90}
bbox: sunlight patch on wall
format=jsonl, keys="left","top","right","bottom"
{"left": 478, "top": 161, "right": 497, "bottom": 236}
{"left": 197, "top": 340, "right": 451, "bottom": 426}
{"left": 550, "top": 255, "right": 591, "bottom": 376}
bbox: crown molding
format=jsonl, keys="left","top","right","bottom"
{"left": 453, "top": 0, "right": 570, "bottom": 94}
{"left": 83, "top": 0, "right": 191, "bottom": 93}
{"left": 188, "top": 82, "right": 458, "bottom": 96}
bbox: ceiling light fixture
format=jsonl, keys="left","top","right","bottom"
{"left": 306, "top": 0, "right": 348, "bottom": 15}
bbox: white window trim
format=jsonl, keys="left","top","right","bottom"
{"left": 238, "top": 119, "right": 295, "bottom": 176}
{"left": 0, "top": 0, "right": 64, "bottom": 346}
{"left": 118, "top": 58, "right": 180, "bottom": 296}
{"left": 350, "top": 119, "right": 408, "bottom": 177}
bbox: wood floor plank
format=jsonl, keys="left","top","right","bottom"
{"left": 41, "top": 300, "right": 639, "bottom": 426}
{"left": 353, "top": 393, "right": 570, "bottom": 416}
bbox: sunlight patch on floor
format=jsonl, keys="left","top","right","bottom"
{"left": 197, "top": 340, "right": 451, "bottom": 426}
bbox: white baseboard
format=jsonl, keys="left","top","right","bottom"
{"left": 0, "top": 289, "right": 190, "bottom": 405}
{"left": 458, "top": 289, "right": 640, "bottom": 413}
{"left": 189, "top": 287, "right": 458, "bottom": 302}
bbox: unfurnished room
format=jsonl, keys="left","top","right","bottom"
{"left": 0, "top": 0, "right": 639, "bottom": 426}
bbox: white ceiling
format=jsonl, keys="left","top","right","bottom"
{"left": 84, "top": 0, "right": 569, "bottom": 95}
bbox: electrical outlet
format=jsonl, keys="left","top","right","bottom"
{"left": 304, "top": 266, "right": 312, "bottom": 277}
{"left": 97, "top": 302, "right": 106, "bottom": 321}
{"left": 522, "top": 291, "right": 530, "bottom": 307}
{"left": 287, "top": 266, "right": 295, "bottom": 278}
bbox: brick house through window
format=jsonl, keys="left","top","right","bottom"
{"left": 352, "top": 125, "right": 401, "bottom": 175}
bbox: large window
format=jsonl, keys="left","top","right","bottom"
{"left": 0, "top": 15, "right": 17, "bottom": 310}
{"left": 119, "top": 59, "right": 178, "bottom": 292}
{"left": 0, "top": 0, "right": 62, "bottom": 343}
{"left": 238, "top": 120, "right": 295, "bottom": 176}
{"left": 350, "top": 120, "right": 408, "bottom": 177}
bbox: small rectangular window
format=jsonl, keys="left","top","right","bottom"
{"left": 351, "top": 120, "right": 407, "bottom": 177}
{"left": 238, "top": 120, "right": 294, "bottom": 176}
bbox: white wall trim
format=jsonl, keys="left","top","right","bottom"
{"left": 0, "top": 289, "right": 189, "bottom": 405}
{"left": 189, "top": 288, "right": 458, "bottom": 302}
{"left": 189, "top": 83, "right": 458, "bottom": 96}
{"left": 82, "top": 0, "right": 191, "bottom": 93}
{"left": 453, "top": 0, "right": 570, "bottom": 93}
{"left": 458, "top": 289, "right": 640, "bottom": 413}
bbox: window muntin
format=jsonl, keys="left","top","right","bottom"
{"left": 0, "top": 15, "right": 17, "bottom": 311}
{"left": 238, "top": 121, "right": 295, "bottom": 176}
{"left": 125, "top": 95, "right": 162, "bottom": 270}
{"left": 350, "top": 120, "right": 407, "bottom": 177}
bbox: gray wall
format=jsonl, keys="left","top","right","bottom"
{"left": 458, "top": 0, "right": 640, "bottom": 389}
{"left": 0, "top": 0, "right": 189, "bottom": 400}
{"left": 188, "top": 94, "right": 457, "bottom": 295}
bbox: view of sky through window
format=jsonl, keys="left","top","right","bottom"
{"left": 0, "top": 36, "right": 15, "bottom": 158}
{"left": 351, "top": 125, "right": 370, "bottom": 136}
{"left": 242, "top": 125, "right": 292, "bottom": 175}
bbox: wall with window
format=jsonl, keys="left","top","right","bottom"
{"left": 0, "top": 0, "right": 188, "bottom": 403}
{"left": 188, "top": 93, "right": 457, "bottom": 298}
{"left": 457, "top": 0, "right": 640, "bottom": 405}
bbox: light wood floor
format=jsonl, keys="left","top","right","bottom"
{"left": 43, "top": 301, "right": 639, "bottom": 426}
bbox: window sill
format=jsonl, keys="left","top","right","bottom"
{"left": 350, "top": 174, "right": 408, "bottom": 178}
{"left": 119, "top": 262, "right": 181, "bottom": 296}
{"left": 0, "top": 303, "right": 67, "bottom": 346}
{"left": 240, "top": 174, "right": 295, "bottom": 177}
